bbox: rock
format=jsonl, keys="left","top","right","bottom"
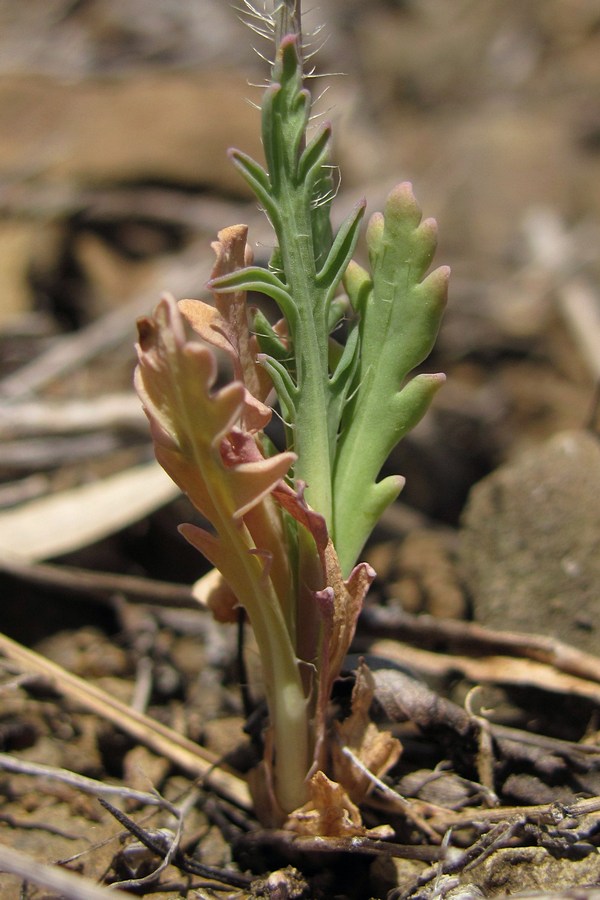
{"left": 460, "top": 430, "right": 600, "bottom": 653}
{"left": 393, "top": 530, "right": 467, "bottom": 619}
{"left": 469, "top": 845, "right": 600, "bottom": 896}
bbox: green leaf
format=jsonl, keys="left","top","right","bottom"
{"left": 316, "top": 200, "right": 366, "bottom": 303}
{"left": 327, "top": 294, "right": 351, "bottom": 333}
{"left": 210, "top": 266, "right": 298, "bottom": 330}
{"left": 252, "top": 308, "right": 290, "bottom": 363}
{"left": 330, "top": 323, "right": 360, "bottom": 391}
{"left": 298, "top": 123, "right": 332, "bottom": 185}
{"left": 229, "top": 150, "right": 280, "bottom": 229}
{"left": 261, "top": 39, "right": 309, "bottom": 193}
{"left": 326, "top": 324, "right": 361, "bottom": 455}
{"left": 257, "top": 353, "right": 298, "bottom": 420}
{"left": 332, "top": 183, "right": 448, "bottom": 574}
{"left": 343, "top": 260, "right": 372, "bottom": 317}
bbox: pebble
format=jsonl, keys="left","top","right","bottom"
{"left": 460, "top": 430, "right": 600, "bottom": 653}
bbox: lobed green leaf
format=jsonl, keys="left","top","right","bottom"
{"left": 331, "top": 184, "right": 448, "bottom": 574}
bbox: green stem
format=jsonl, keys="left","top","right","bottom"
{"left": 184, "top": 421, "right": 310, "bottom": 814}
{"left": 219, "top": 519, "right": 310, "bottom": 814}
{"left": 276, "top": 189, "right": 333, "bottom": 523}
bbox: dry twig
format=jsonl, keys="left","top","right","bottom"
{"left": 371, "top": 638, "right": 600, "bottom": 704}
{"left": 0, "top": 552, "right": 197, "bottom": 607}
{"left": 360, "top": 606, "right": 600, "bottom": 684}
{"left": 0, "top": 631, "right": 252, "bottom": 810}
{"left": 0, "top": 842, "right": 132, "bottom": 900}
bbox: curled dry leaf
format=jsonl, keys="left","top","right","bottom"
{"left": 135, "top": 294, "right": 296, "bottom": 606}
{"left": 190, "top": 566, "right": 239, "bottom": 624}
{"left": 179, "top": 224, "right": 272, "bottom": 433}
{"left": 284, "top": 770, "right": 393, "bottom": 838}
{"left": 333, "top": 661, "right": 402, "bottom": 804}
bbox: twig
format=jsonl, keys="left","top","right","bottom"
{"left": 494, "top": 891, "right": 600, "bottom": 900}
{"left": 0, "top": 432, "right": 122, "bottom": 468}
{"left": 0, "top": 179, "right": 258, "bottom": 236}
{"left": 371, "top": 665, "right": 600, "bottom": 817}
{"left": 0, "top": 811, "right": 81, "bottom": 839}
{"left": 131, "top": 655, "right": 155, "bottom": 714}
{"left": 370, "top": 638, "right": 600, "bottom": 704}
{"left": 0, "top": 241, "right": 212, "bottom": 403}
{"left": 98, "top": 798, "right": 184, "bottom": 891}
{"left": 338, "top": 744, "right": 440, "bottom": 842}
{"left": 99, "top": 797, "right": 252, "bottom": 890}
{"left": 0, "top": 842, "right": 132, "bottom": 900}
{"left": 233, "top": 828, "right": 441, "bottom": 862}
{"left": 0, "top": 631, "right": 252, "bottom": 811}
{"left": 359, "top": 606, "right": 600, "bottom": 684}
{"left": 0, "top": 473, "right": 51, "bottom": 509}
{"left": 0, "top": 552, "right": 198, "bottom": 607}
{"left": 0, "top": 752, "right": 180, "bottom": 814}
{"left": 0, "top": 188, "right": 273, "bottom": 406}
{"left": 491, "top": 722, "right": 600, "bottom": 758}
{"left": 428, "top": 792, "right": 600, "bottom": 832}
{"left": 0, "top": 393, "right": 146, "bottom": 439}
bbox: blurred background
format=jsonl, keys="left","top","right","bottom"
{"left": 0, "top": 0, "right": 599, "bottom": 583}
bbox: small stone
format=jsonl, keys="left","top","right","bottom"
{"left": 460, "top": 430, "right": 600, "bottom": 653}
{"left": 202, "top": 715, "right": 245, "bottom": 758}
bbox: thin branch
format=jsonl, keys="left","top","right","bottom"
{"left": 0, "top": 842, "right": 132, "bottom": 900}
{"left": 0, "top": 552, "right": 197, "bottom": 607}
{"left": 0, "top": 752, "right": 180, "bottom": 814}
{"left": 370, "top": 638, "right": 600, "bottom": 705}
{"left": 98, "top": 798, "right": 184, "bottom": 891}
{"left": 339, "top": 744, "right": 439, "bottom": 842}
{"left": 0, "top": 631, "right": 252, "bottom": 811}
{"left": 359, "top": 606, "right": 600, "bottom": 684}
{"left": 0, "top": 432, "right": 123, "bottom": 469}
{"left": 0, "top": 393, "right": 146, "bottom": 439}
{"left": 99, "top": 798, "right": 252, "bottom": 890}
{"left": 0, "top": 240, "right": 215, "bottom": 403}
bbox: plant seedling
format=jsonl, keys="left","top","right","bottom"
{"left": 135, "top": 0, "right": 448, "bottom": 829}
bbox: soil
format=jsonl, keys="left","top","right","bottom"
{"left": 1, "top": 1, "right": 600, "bottom": 898}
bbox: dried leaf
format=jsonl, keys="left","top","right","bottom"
{"left": 271, "top": 479, "right": 329, "bottom": 554}
{"left": 135, "top": 296, "right": 296, "bottom": 619}
{"left": 179, "top": 224, "right": 272, "bottom": 432}
{"left": 135, "top": 296, "right": 294, "bottom": 526}
{"left": 333, "top": 661, "right": 402, "bottom": 803}
{"left": 0, "top": 461, "right": 177, "bottom": 563}
{"left": 270, "top": 479, "right": 374, "bottom": 679}
{"left": 311, "top": 545, "right": 376, "bottom": 769}
{"left": 190, "top": 567, "right": 239, "bottom": 624}
{"left": 321, "top": 547, "right": 375, "bottom": 691}
{"left": 284, "top": 771, "right": 364, "bottom": 837}
{"left": 284, "top": 770, "right": 393, "bottom": 838}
